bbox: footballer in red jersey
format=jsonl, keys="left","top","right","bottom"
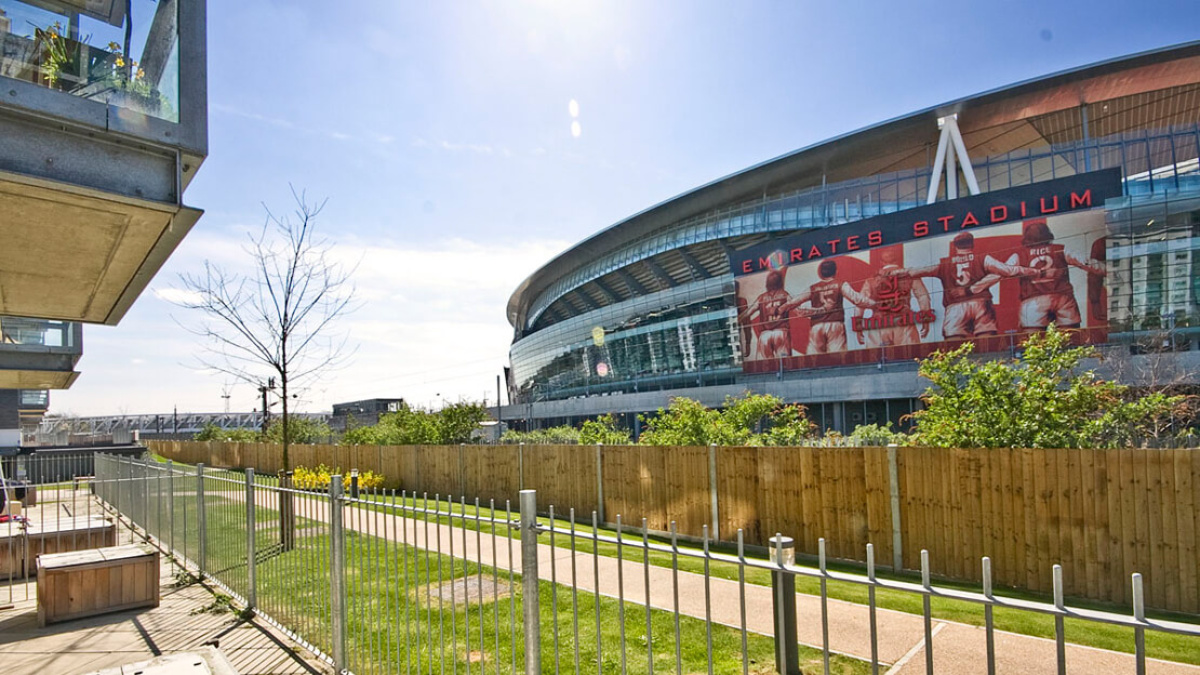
{"left": 1002, "top": 219, "right": 1106, "bottom": 329}
{"left": 897, "top": 232, "right": 1039, "bottom": 338}
{"left": 798, "top": 259, "right": 875, "bottom": 354}
{"left": 852, "top": 248, "right": 932, "bottom": 347}
{"left": 738, "top": 269, "right": 795, "bottom": 360}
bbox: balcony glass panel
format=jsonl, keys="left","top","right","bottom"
{"left": 0, "top": 0, "right": 179, "bottom": 121}
{"left": 0, "top": 316, "right": 76, "bottom": 349}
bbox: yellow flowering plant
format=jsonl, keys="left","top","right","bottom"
{"left": 292, "top": 464, "right": 386, "bottom": 492}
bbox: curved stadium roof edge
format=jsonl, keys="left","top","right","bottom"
{"left": 507, "top": 40, "right": 1200, "bottom": 330}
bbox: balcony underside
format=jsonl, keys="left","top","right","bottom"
{"left": 0, "top": 369, "right": 79, "bottom": 389}
{"left": 0, "top": 171, "right": 202, "bottom": 325}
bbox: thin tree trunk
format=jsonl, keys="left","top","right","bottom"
{"left": 282, "top": 375, "right": 290, "bottom": 471}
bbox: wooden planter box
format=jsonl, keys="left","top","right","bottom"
{"left": 26, "top": 516, "right": 116, "bottom": 573}
{"left": 0, "top": 529, "right": 26, "bottom": 578}
{"left": 37, "top": 543, "right": 160, "bottom": 626}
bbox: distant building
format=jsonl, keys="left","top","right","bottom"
{"left": 331, "top": 399, "right": 406, "bottom": 432}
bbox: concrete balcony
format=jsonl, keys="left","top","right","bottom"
{"left": 0, "top": 0, "right": 206, "bottom": 325}
{"left": 0, "top": 316, "right": 82, "bottom": 389}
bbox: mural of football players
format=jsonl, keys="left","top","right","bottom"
{"left": 797, "top": 259, "right": 875, "bottom": 354}
{"left": 738, "top": 268, "right": 797, "bottom": 360}
{"left": 1004, "top": 218, "right": 1107, "bottom": 329}
{"left": 853, "top": 247, "right": 932, "bottom": 347}
{"left": 898, "top": 232, "right": 1039, "bottom": 338}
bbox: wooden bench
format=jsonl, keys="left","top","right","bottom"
{"left": 37, "top": 543, "right": 160, "bottom": 626}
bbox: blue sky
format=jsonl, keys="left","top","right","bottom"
{"left": 52, "top": 0, "right": 1200, "bottom": 416}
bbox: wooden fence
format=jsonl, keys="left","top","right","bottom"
{"left": 146, "top": 440, "right": 1200, "bottom": 615}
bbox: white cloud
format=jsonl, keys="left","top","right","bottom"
{"left": 153, "top": 288, "right": 205, "bottom": 305}
{"left": 412, "top": 137, "right": 506, "bottom": 155}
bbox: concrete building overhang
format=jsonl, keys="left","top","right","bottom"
{"left": 0, "top": 370, "right": 79, "bottom": 389}
{"left": 0, "top": 171, "right": 202, "bottom": 325}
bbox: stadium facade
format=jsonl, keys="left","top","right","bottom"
{"left": 503, "top": 42, "right": 1200, "bottom": 435}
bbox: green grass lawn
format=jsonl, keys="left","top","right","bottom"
{"left": 344, "top": 488, "right": 1200, "bottom": 666}
{"left": 148, "top": 459, "right": 1200, "bottom": 666}
{"left": 132, "top": 472, "right": 867, "bottom": 675}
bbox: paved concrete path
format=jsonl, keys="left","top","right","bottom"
{"left": 268, "top": 491, "right": 1199, "bottom": 675}
{"left": 0, "top": 500, "right": 329, "bottom": 675}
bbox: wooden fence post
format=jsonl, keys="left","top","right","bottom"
{"left": 458, "top": 443, "right": 466, "bottom": 497}
{"left": 709, "top": 443, "right": 720, "bottom": 541}
{"left": 595, "top": 443, "right": 606, "bottom": 524}
{"left": 888, "top": 443, "right": 903, "bottom": 572}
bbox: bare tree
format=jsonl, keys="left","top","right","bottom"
{"left": 176, "top": 190, "right": 356, "bottom": 470}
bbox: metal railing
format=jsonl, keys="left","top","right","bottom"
{"left": 7, "top": 453, "right": 1194, "bottom": 675}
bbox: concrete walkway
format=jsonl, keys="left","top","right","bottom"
{"left": 0, "top": 497, "right": 330, "bottom": 675}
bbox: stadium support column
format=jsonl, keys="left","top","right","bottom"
{"left": 925, "top": 114, "right": 981, "bottom": 204}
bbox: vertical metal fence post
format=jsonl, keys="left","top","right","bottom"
{"left": 708, "top": 443, "right": 720, "bottom": 542}
{"left": 1053, "top": 564, "right": 1066, "bottom": 675}
{"left": 329, "top": 475, "right": 348, "bottom": 673}
{"left": 141, "top": 457, "right": 152, "bottom": 542}
{"left": 166, "top": 461, "right": 175, "bottom": 555}
{"left": 1133, "top": 573, "right": 1146, "bottom": 675}
{"left": 983, "top": 557, "right": 995, "bottom": 675}
{"left": 196, "top": 464, "right": 207, "bottom": 577}
{"left": 886, "top": 444, "right": 903, "bottom": 572}
{"left": 245, "top": 469, "right": 257, "bottom": 611}
{"left": 520, "top": 489, "right": 541, "bottom": 675}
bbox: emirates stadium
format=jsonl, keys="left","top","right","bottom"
{"left": 503, "top": 42, "right": 1200, "bottom": 435}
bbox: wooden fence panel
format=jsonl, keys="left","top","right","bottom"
{"left": 662, "top": 445, "right": 709, "bottom": 537}
{"left": 1179, "top": 448, "right": 1198, "bottom": 614}
{"left": 522, "top": 445, "right": 598, "bottom": 516}
{"left": 462, "top": 445, "right": 520, "bottom": 506}
{"left": 755, "top": 447, "right": 801, "bottom": 551}
{"left": 141, "top": 440, "right": 1200, "bottom": 613}
{"left": 1098, "top": 448, "right": 1121, "bottom": 604}
{"left": 602, "top": 446, "right": 650, "bottom": 527}
{"left": 862, "top": 447, "right": 893, "bottom": 570}
{"left": 715, "top": 447, "right": 760, "bottom": 544}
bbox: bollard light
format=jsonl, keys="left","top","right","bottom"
{"left": 768, "top": 535, "right": 795, "bottom": 567}
{"left": 768, "top": 533, "right": 799, "bottom": 675}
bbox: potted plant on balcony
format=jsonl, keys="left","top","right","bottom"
{"left": 33, "top": 22, "right": 81, "bottom": 90}
{"left": 99, "top": 42, "right": 173, "bottom": 119}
